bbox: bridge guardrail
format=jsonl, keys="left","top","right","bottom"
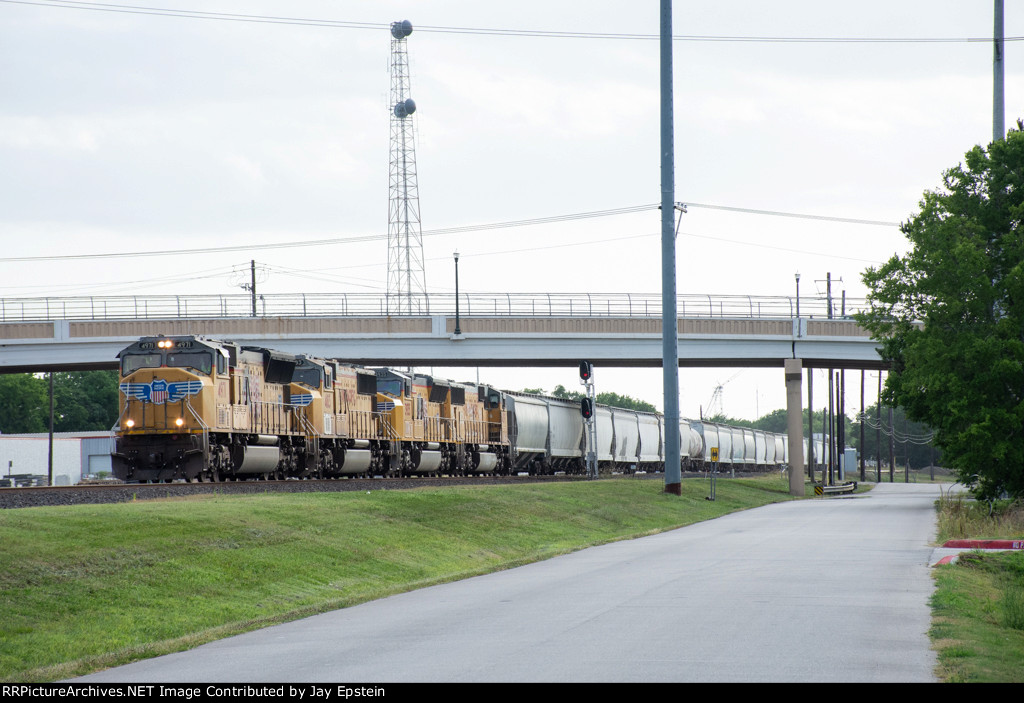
{"left": 0, "top": 293, "right": 866, "bottom": 323}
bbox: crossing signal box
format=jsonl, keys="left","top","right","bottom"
{"left": 581, "top": 397, "right": 594, "bottom": 419}
{"left": 579, "top": 361, "right": 593, "bottom": 382}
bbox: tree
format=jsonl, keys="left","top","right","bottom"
{"left": 53, "top": 371, "right": 120, "bottom": 432}
{"left": 523, "top": 385, "right": 658, "bottom": 413}
{"left": 0, "top": 373, "right": 48, "bottom": 433}
{"left": 0, "top": 371, "right": 120, "bottom": 434}
{"left": 858, "top": 125, "right": 1024, "bottom": 500}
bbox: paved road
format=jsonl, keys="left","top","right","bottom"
{"left": 77, "top": 482, "right": 946, "bottom": 683}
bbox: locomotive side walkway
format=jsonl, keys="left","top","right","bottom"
{"left": 76, "top": 482, "right": 942, "bottom": 683}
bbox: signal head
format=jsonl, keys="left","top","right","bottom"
{"left": 579, "top": 360, "right": 593, "bottom": 382}
{"left": 580, "top": 397, "right": 594, "bottom": 419}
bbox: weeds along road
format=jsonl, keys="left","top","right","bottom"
{"left": 76, "top": 482, "right": 944, "bottom": 683}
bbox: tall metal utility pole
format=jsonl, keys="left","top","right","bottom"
{"left": 994, "top": 0, "right": 1005, "bottom": 143}
{"left": 860, "top": 370, "right": 866, "bottom": 482}
{"left": 888, "top": 406, "right": 896, "bottom": 482}
{"left": 387, "top": 20, "right": 427, "bottom": 314}
{"left": 660, "top": 0, "right": 681, "bottom": 496}
{"left": 876, "top": 372, "right": 882, "bottom": 482}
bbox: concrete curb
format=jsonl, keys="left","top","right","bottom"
{"left": 930, "top": 540, "right": 1024, "bottom": 567}
{"left": 942, "top": 539, "right": 1024, "bottom": 550}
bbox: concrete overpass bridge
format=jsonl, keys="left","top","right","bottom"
{"left": 0, "top": 292, "right": 884, "bottom": 373}
{"left": 0, "top": 291, "right": 886, "bottom": 497}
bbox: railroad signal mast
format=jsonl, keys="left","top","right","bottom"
{"left": 387, "top": 20, "right": 427, "bottom": 314}
{"left": 579, "top": 361, "right": 598, "bottom": 479}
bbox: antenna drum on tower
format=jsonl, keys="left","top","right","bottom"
{"left": 391, "top": 20, "right": 413, "bottom": 38}
{"left": 394, "top": 98, "right": 416, "bottom": 119}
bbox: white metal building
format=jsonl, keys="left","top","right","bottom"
{"left": 0, "top": 431, "right": 112, "bottom": 486}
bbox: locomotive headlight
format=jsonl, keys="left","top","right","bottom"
{"left": 158, "top": 339, "right": 173, "bottom": 349}
{"left": 175, "top": 418, "right": 185, "bottom": 427}
{"left": 125, "top": 419, "right": 135, "bottom": 428}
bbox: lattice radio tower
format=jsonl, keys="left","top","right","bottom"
{"left": 387, "top": 20, "right": 426, "bottom": 314}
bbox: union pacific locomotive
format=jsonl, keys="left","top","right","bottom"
{"left": 111, "top": 335, "right": 798, "bottom": 483}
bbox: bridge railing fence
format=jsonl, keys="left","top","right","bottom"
{"left": 0, "top": 293, "right": 862, "bottom": 323}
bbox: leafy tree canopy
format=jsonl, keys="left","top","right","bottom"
{"left": 0, "top": 371, "right": 119, "bottom": 434}
{"left": 0, "top": 374, "right": 48, "bottom": 433}
{"left": 521, "top": 385, "right": 658, "bottom": 413}
{"left": 858, "top": 125, "right": 1024, "bottom": 500}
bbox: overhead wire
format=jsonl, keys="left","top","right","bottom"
{"left": 3, "top": 0, "right": 1021, "bottom": 44}
{"left": 856, "top": 413, "right": 935, "bottom": 444}
{"left": 0, "top": 202, "right": 898, "bottom": 265}
{"left": 0, "top": 263, "right": 240, "bottom": 294}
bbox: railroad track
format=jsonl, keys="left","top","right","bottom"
{"left": 0, "top": 469, "right": 763, "bottom": 510}
{"left": 0, "top": 473, "right": 648, "bottom": 510}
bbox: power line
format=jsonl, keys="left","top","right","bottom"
{"left": 0, "top": 201, "right": 899, "bottom": 264}
{"left": 4, "top": 1, "right": 1021, "bottom": 44}
{"left": 0, "top": 205, "right": 658, "bottom": 263}
{"left": 685, "top": 203, "right": 900, "bottom": 227}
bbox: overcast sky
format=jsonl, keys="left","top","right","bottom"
{"left": 0, "top": 1, "right": 1019, "bottom": 421}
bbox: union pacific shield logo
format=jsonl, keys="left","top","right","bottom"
{"left": 151, "top": 379, "right": 168, "bottom": 404}
{"left": 120, "top": 379, "right": 203, "bottom": 405}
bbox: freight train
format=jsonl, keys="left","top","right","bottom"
{"left": 111, "top": 335, "right": 803, "bottom": 483}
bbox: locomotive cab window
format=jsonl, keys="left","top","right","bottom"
{"left": 121, "top": 353, "right": 161, "bottom": 375}
{"left": 377, "top": 378, "right": 402, "bottom": 397}
{"left": 166, "top": 351, "right": 213, "bottom": 375}
{"left": 292, "top": 366, "right": 322, "bottom": 389}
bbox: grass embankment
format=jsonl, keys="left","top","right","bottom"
{"left": 0, "top": 475, "right": 796, "bottom": 682}
{"left": 931, "top": 493, "right": 1024, "bottom": 683}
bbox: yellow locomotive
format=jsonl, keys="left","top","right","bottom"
{"left": 112, "top": 335, "right": 512, "bottom": 482}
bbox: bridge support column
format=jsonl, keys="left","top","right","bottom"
{"left": 785, "top": 359, "right": 805, "bottom": 497}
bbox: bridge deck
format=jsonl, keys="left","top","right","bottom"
{"left": 0, "top": 314, "right": 883, "bottom": 372}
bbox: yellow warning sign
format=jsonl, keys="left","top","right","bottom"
{"left": 710, "top": 447, "right": 719, "bottom": 462}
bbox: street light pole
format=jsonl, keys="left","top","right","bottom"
{"left": 790, "top": 274, "right": 798, "bottom": 321}
{"left": 453, "top": 250, "right": 461, "bottom": 336}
